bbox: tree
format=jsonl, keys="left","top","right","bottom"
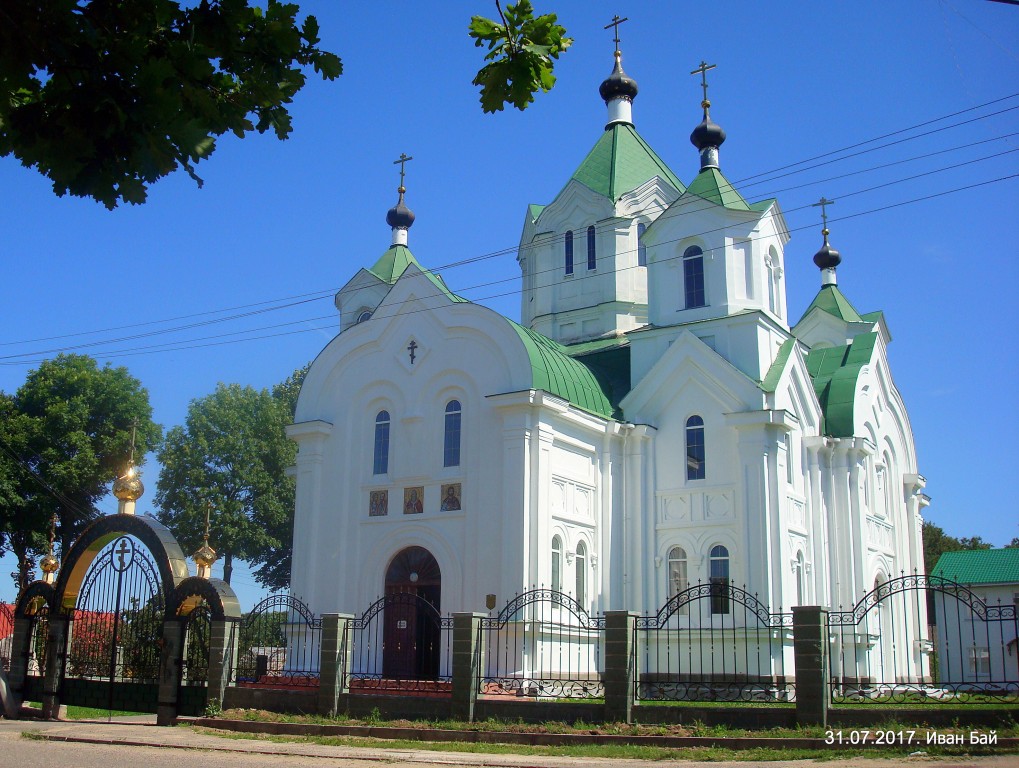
{"left": 155, "top": 377, "right": 299, "bottom": 587}
{"left": 0, "top": 354, "right": 160, "bottom": 593}
{"left": 469, "top": 0, "right": 572, "bottom": 113}
{"left": 0, "top": 0, "right": 341, "bottom": 208}
{"left": 922, "top": 521, "right": 992, "bottom": 575}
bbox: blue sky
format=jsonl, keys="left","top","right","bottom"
{"left": 2, "top": 1, "right": 1017, "bottom": 608}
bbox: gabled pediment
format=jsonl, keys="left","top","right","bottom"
{"left": 621, "top": 331, "right": 763, "bottom": 421}
{"left": 615, "top": 176, "right": 682, "bottom": 218}
{"left": 534, "top": 180, "right": 615, "bottom": 234}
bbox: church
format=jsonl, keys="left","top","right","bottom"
{"left": 286, "top": 44, "right": 928, "bottom": 670}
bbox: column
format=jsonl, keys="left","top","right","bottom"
{"left": 450, "top": 612, "right": 485, "bottom": 722}
{"left": 3, "top": 616, "right": 32, "bottom": 716}
{"left": 317, "top": 613, "right": 354, "bottom": 717}
{"left": 603, "top": 610, "right": 636, "bottom": 724}
{"left": 41, "top": 614, "right": 69, "bottom": 720}
{"left": 156, "top": 618, "right": 184, "bottom": 726}
{"left": 792, "top": 606, "right": 830, "bottom": 727}
{"left": 207, "top": 618, "right": 239, "bottom": 713}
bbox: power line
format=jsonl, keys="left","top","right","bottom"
{"left": 3, "top": 171, "right": 1015, "bottom": 366}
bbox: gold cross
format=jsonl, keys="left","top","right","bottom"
{"left": 603, "top": 15, "right": 629, "bottom": 53}
{"left": 812, "top": 196, "right": 836, "bottom": 235}
{"left": 393, "top": 153, "right": 413, "bottom": 193}
{"left": 690, "top": 60, "right": 717, "bottom": 107}
{"left": 116, "top": 539, "right": 131, "bottom": 569}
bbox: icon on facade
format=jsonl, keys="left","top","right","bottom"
{"left": 440, "top": 483, "right": 462, "bottom": 511}
{"left": 369, "top": 490, "right": 388, "bottom": 517}
{"left": 403, "top": 486, "right": 424, "bottom": 514}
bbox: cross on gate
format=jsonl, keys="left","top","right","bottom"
{"left": 407, "top": 339, "right": 418, "bottom": 364}
{"left": 603, "top": 15, "right": 629, "bottom": 51}
{"left": 690, "top": 60, "right": 717, "bottom": 106}
{"left": 116, "top": 539, "right": 131, "bottom": 569}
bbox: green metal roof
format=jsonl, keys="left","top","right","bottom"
{"left": 805, "top": 332, "right": 877, "bottom": 437}
{"left": 368, "top": 244, "right": 420, "bottom": 284}
{"left": 567, "top": 123, "right": 685, "bottom": 202}
{"left": 684, "top": 167, "right": 751, "bottom": 211}
{"left": 799, "top": 285, "right": 864, "bottom": 324}
{"left": 760, "top": 338, "right": 796, "bottom": 393}
{"left": 508, "top": 322, "right": 615, "bottom": 419}
{"left": 931, "top": 549, "right": 1019, "bottom": 585}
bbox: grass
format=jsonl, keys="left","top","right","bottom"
{"left": 21, "top": 700, "right": 148, "bottom": 719}
{"left": 194, "top": 726, "right": 1019, "bottom": 761}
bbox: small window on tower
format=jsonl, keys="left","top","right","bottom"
{"left": 686, "top": 416, "right": 705, "bottom": 480}
{"left": 637, "top": 223, "right": 647, "bottom": 267}
{"left": 565, "top": 231, "right": 574, "bottom": 275}
{"left": 683, "top": 246, "right": 706, "bottom": 308}
{"left": 587, "top": 225, "right": 596, "bottom": 270}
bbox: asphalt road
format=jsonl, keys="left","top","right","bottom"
{"left": 0, "top": 717, "right": 1016, "bottom": 768}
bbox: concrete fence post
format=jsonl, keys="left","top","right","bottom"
{"left": 156, "top": 617, "right": 184, "bottom": 726}
{"left": 451, "top": 612, "right": 485, "bottom": 722}
{"left": 792, "top": 605, "right": 830, "bottom": 727}
{"left": 4, "top": 616, "right": 33, "bottom": 714}
{"left": 318, "top": 613, "right": 354, "bottom": 717}
{"left": 207, "top": 618, "right": 238, "bottom": 712}
{"left": 603, "top": 610, "right": 637, "bottom": 724}
{"left": 41, "top": 614, "right": 69, "bottom": 719}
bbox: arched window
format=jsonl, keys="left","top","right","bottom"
{"left": 551, "top": 536, "right": 563, "bottom": 591}
{"left": 586, "top": 225, "right": 597, "bottom": 270}
{"left": 766, "top": 249, "right": 780, "bottom": 314}
{"left": 443, "top": 400, "right": 462, "bottom": 467}
{"left": 575, "top": 541, "right": 587, "bottom": 605}
{"left": 709, "top": 545, "right": 730, "bottom": 615}
{"left": 794, "top": 550, "right": 805, "bottom": 606}
{"left": 686, "top": 416, "right": 705, "bottom": 481}
{"left": 637, "top": 222, "right": 647, "bottom": 267}
{"left": 373, "top": 410, "right": 390, "bottom": 475}
{"left": 564, "top": 231, "right": 574, "bottom": 275}
{"left": 356, "top": 310, "right": 372, "bottom": 323}
{"left": 668, "top": 546, "right": 689, "bottom": 614}
{"left": 683, "top": 245, "right": 705, "bottom": 308}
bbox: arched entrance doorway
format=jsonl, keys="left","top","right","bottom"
{"left": 383, "top": 546, "right": 441, "bottom": 680}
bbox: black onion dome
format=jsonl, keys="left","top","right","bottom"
{"left": 813, "top": 241, "right": 842, "bottom": 270}
{"left": 599, "top": 58, "right": 639, "bottom": 103}
{"left": 386, "top": 192, "right": 415, "bottom": 229}
{"left": 690, "top": 116, "right": 726, "bottom": 150}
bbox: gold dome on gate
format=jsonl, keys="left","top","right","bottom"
{"left": 39, "top": 552, "right": 59, "bottom": 575}
{"left": 193, "top": 540, "right": 217, "bottom": 569}
{"left": 113, "top": 465, "right": 144, "bottom": 502}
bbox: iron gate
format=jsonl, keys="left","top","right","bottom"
{"left": 62, "top": 535, "right": 165, "bottom": 713}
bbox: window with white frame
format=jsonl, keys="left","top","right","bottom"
{"left": 564, "top": 231, "right": 574, "bottom": 275}
{"left": 575, "top": 541, "right": 587, "bottom": 605}
{"left": 586, "top": 225, "right": 596, "bottom": 270}
{"left": 683, "top": 246, "right": 705, "bottom": 308}
{"left": 668, "top": 546, "right": 689, "bottom": 614}
{"left": 794, "top": 550, "right": 805, "bottom": 606}
{"left": 686, "top": 415, "right": 705, "bottom": 480}
{"left": 709, "top": 545, "right": 730, "bottom": 615}
{"left": 637, "top": 222, "right": 647, "bottom": 267}
{"left": 551, "top": 535, "right": 563, "bottom": 592}
{"left": 968, "top": 646, "right": 991, "bottom": 676}
{"left": 373, "top": 410, "right": 390, "bottom": 475}
{"left": 443, "top": 400, "right": 461, "bottom": 467}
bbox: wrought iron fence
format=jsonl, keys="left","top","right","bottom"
{"left": 66, "top": 536, "right": 164, "bottom": 683}
{"left": 229, "top": 593, "right": 322, "bottom": 687}
{"left": 346, "top": 591, "right": 454, "bottom": 694}
{"left": 180, "top": 602, "right": 212, "bottom": 687}
{"left": 635, "top": 583, "right": 794, "bottom": 702}
{"left": 478, "top": 589, "right": 605, "bottom": 699}
{"left": 829, "top": 574, "right": 1018, "bottom": 704}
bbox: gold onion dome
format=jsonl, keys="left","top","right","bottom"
{"left": 193, "top": 540, "right": 217, "bottom": 569}
{"left": 113, "top": 467, "right": 144, "bottom": 501}
{"left": 39, "top": 552, "right": 59, "bottom": 574}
